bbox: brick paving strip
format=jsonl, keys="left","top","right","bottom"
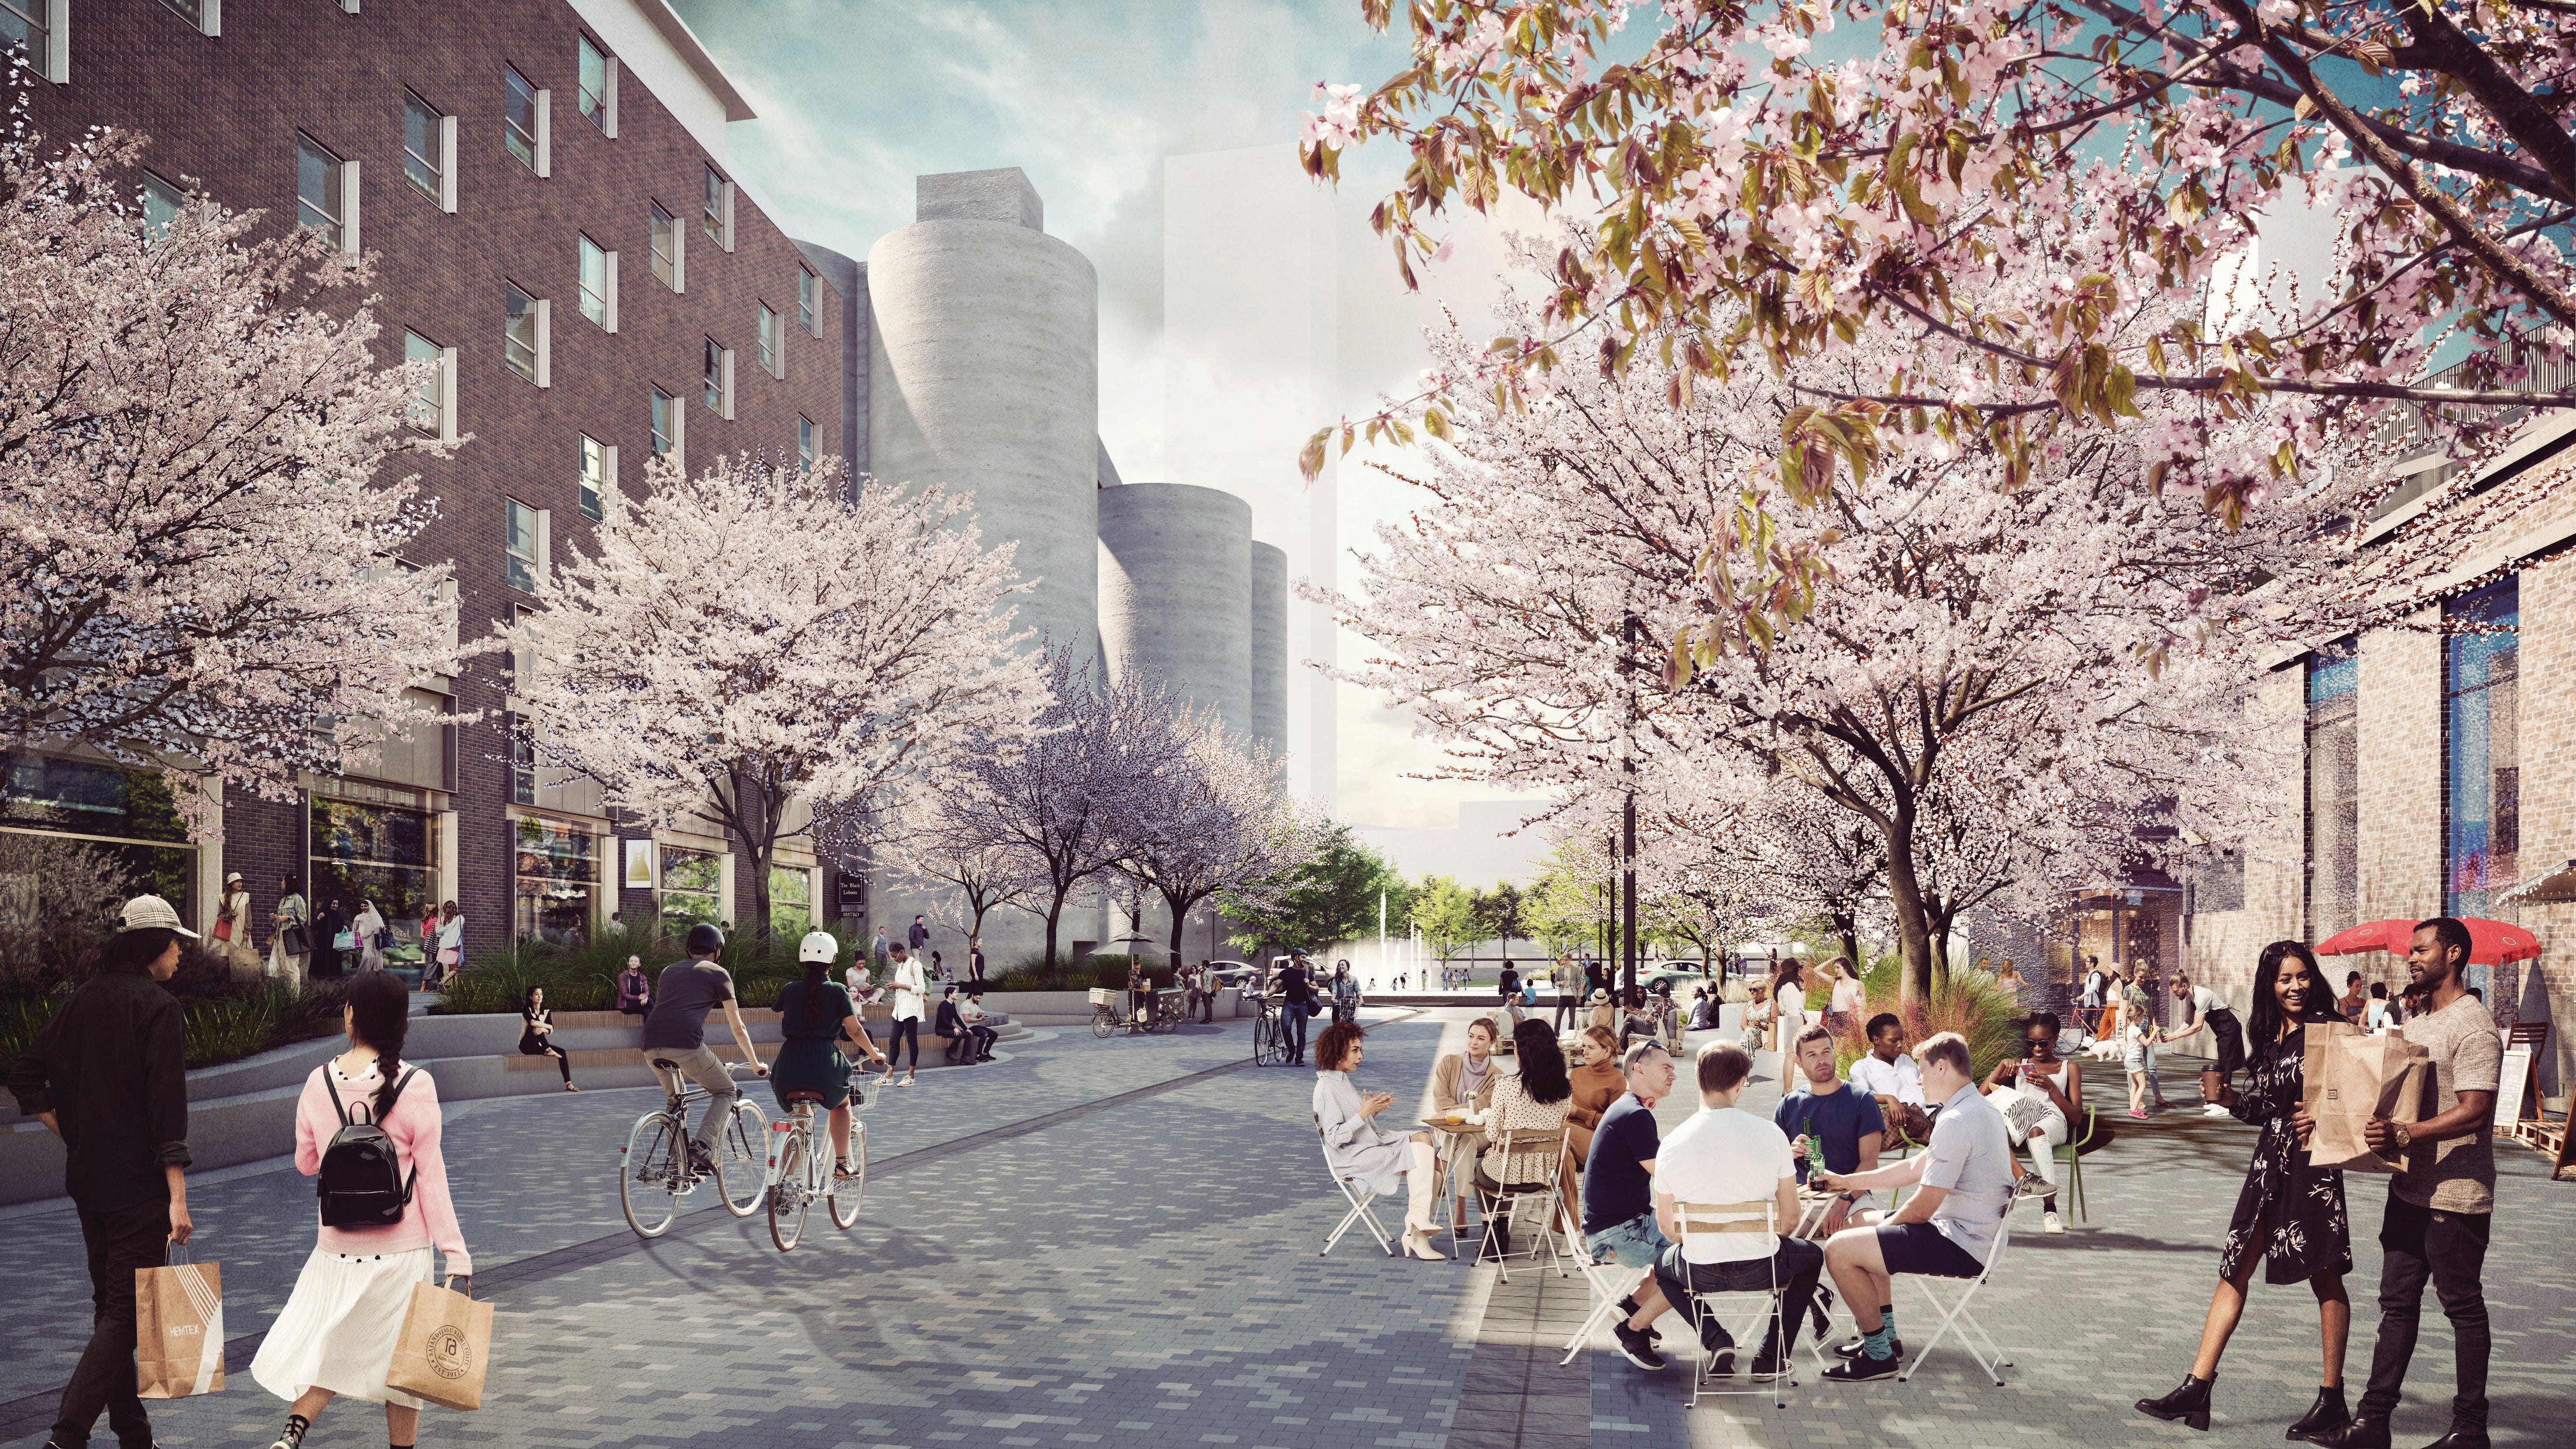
{"left": 0, "top": 1050, "right": 1271, "bottom": 1443}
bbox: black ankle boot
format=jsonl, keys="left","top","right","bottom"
{"left": 2135, "top": 1372, "right": 2214, "bottom": 1431}
{"left": 2285, "top": 1385, "right": 2349, "bottom": 1442}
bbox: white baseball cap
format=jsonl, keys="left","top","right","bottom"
{"left": 121, "top": 895, "right": 200, "bottom": 939}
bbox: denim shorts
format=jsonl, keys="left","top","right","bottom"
{"left": 1585, "top": 1211, "right": 1670, "bottom": 1268}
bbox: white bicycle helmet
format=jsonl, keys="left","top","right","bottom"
{"left": 797, "top": 930, "right": 839, "bottom": 964}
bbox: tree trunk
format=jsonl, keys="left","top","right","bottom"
{"left": 1880, "top": 803, "right": 1935, "bottom": 1005}
{"left": 1042, "top": 884, "right": 1067, "bottom": 971}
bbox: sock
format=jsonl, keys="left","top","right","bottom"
{"left": 1880, "top": 1306, "right": 1896, "bottom": 1340}
{"left": 1862, "top": 1323, "right": 1896, "bottom": 1358}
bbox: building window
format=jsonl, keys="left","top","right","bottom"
{"left": 797, "top": 416, "right": 814, "bottom": 471}
{"left": 402, "top": 330, "right": 455, "bottom": 439}
{"left": 402, "top": 93, "right": 442, "bottom": 202}
{"left": 1, "top": 2, "right": 59, "bottom": 84}
{"left": 514, "top": 818, "right": 599, "bottom": 944}
{"left": 576, "top": 34, "right": 615, "bottom": 135}
{"left": 503, "top": 64, "right": 546, "bottom": 174}
{"left": 157, "top": 0, "right": 214, "bottom": 35}
{"left": 505, "top": 498, "right": 543, "bottom": 592}
{"left": 2304, "top": 641, "right": 2358, "bottom": 938}
{"left": 756, "top": 303, "right": 780, "bottom": 378}
{"left": 703, "top": 165, "right": 732, "bottom": 248}
{"left": 797, "top": 268, "right": 820, "bottom": 335}
{"left": 769, "top": 865, "right": 813, "bottom": 938}
{"left": 3, "top": 752, "right": 198, "bottom": 956}
{"left": 308, "top": 789, "right": 439, "bottom": 972}
{"left": 650, "top": 387, "right": 678, "bottom": 460}
{"left": 139, "top": 172, "right": 184, "bottom": 233}
{"left": 578, "top": 434, "right": 609, "bottom": 520}
{"left": 296, "top": 135, "right": 345, "bottom": 247}
{"left": 506, "top": 713, "right": 536, "bottom": 806}
{"left": 577, "top": 234, "right": 615, "bottom": 328}
{"left": 703, "top": 337, "right": 731, "bottom": 417}
{"left": 660, "top": 845, "right": 724, "bottom": 933}
{"left": 650, "top": 201, "right": 680, "bottom": 290}
{"left": 2444, "top": 578, "right": 2519, "bottom": 931}
{"left": 502, "top": 282, "right": 545, "bottom": 383}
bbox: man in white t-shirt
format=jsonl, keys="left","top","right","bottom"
{"left": 1848, "top": 1013, "right": 1931, "bottom": 1144}
{"left": 1646, "top": 1039, "right": 1828, "bottom": 1379}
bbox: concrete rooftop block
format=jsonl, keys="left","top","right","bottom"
{"left": 916, "top": 167, "right": 1045, "bottom": 231}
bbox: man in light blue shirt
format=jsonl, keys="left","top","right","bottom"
{"left": 1808, "top": 1032, "right": 2017, "bottom": 1381}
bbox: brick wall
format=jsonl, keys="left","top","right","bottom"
{"left": 2355, "top": 614, "right": 2445, "bottom": 924}
{"left": 31, "top": 1, "right": 845, "bottom": 949}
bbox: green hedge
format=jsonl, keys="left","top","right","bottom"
{"left": 988, "top": 954, "right": 1177, "bottom": 994}
{"left": 427, "top": 924, "right": 834, "bottom": 1015}
{"left": 2, "top": 974, "right": 348, "bottom": 1078}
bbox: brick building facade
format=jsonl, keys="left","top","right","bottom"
{"left": 5, "top": 0, "right": 844, "bottom": 967}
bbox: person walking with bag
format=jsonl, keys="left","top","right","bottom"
{"left": 2138, "top": 941, "right": 2354, "bottom": 1438}
{"left": 251, "top": 971, "right": 470, "bottom": 1449}
{"left": 351, "top": 900, "right": 389, "bottom": 973}
{"left": 214, "top": 871, "right": 256, "bottom": 979}
{"left": 2313, "top": 919, "right": 2500, "bottom": 1449}
{"left": 270, "top": 875, "right": 311, "bottom": 984}
{"left": 429, "top": 903, "right": 463, "bottom": 989}
{"left": 8, "top": 898, "right": 197, "bottom": 1449}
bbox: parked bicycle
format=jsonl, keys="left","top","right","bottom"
{"left": 1249, "top": 992, "right": 1294, "bottom": 1065}
{"left": 622, "top": 1058, "right": 768, "bottom": 1238}
{"left": 761, "top": 1064, "right": 869, "bottom": 1251}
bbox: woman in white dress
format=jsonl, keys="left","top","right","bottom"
{"left": 350, "top": 899, "right": 388, "bottom": 972}
{"left": 879, "top": 944, "right": 926, "bottom": 1087}
{"left": 252, "top": 971, "right": 470, "bottom": 1449}
{"left": 1311, "top": 1019, "right": 1447, "bottom": 1260}
{"left": 1769, "top": 958, "right": 1809, "bottom": 1093}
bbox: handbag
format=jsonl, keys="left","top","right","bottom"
{"left": 211, "top": 915, "right": 233, "bottom": 943}
{"left": 135, "top": 1245, "right": 224, "bottom": 1399}
{"left": 333, "top": 929, "right": 357, "bottom": 952}
{"left": 280, "top": 921, "right": 310, "bottom": 957}
{"left": 386, "top": 1277, "right": 492, "bottom": 1411}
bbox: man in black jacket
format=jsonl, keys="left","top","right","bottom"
{"left": 8, "top": 896, "right": 197, "bottom": 1449}
{"left": 1277, "top": 952, "right": 1317, "bottom": 1065}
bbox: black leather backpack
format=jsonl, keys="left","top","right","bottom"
{"left": 317, "top": 1067, "right": 421, "bottom": 1228}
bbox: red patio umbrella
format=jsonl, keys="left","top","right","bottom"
{"left": 2314, "top": 917, "right": 2539, "bottom": 965}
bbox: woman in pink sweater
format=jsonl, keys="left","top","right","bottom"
{"left": 250, "top": 972, "right": 470, "bottom": 1449}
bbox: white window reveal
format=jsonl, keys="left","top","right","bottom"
{"left": 703, "top": 338, "right": 732, "bottom": 419}
{"left": 504, "top": 499, "right": 548, "bottom": 594}
{"left": 578, "top": 434, "right": 615, "bottom": 521}
{"left": 757, "top": 303, "right": 780, "bottom": 379}
{"left": 577, "top": 34, "right": 618, "bottom": 137}
{"left": 503, "top": 282, "right": 549, "bottom": 387}
{"left": 503, "top": 64, "right": 550, "bottom": 176}
{"left": 296, "top": 135, "right": 358, "bottom": 254}
{"left": 650, "top": 201, "right": 683, "bottom": 293}
{"left": 578, "top": 234, "right": 616, "bottom": 331}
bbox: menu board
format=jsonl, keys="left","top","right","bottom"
{"left": 2495, "top": 1046, "right": 2533, "bottom": 1128}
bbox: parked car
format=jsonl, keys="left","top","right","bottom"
{"left": 1204, "top": 960, "right": 1259, "bottom": 991}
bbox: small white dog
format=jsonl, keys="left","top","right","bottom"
{"left": 2082, "top": 1034, "right": 2126, "bottom": 1063}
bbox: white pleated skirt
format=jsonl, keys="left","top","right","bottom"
{"left": 250, "top": 1245, "right": 435, "bottom": 1407}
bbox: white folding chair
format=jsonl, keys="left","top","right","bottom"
{"left": 1313, "top": 1114, "right": 1397, "bottom": 1258}
{"left": 1557, "top": 1194, "right": 1639, "bottom": 1365}
{"left": 1673, "top": 1198, "right": 1793, "bottom": 1409}
{"left": 1471, "top": 1123, "right": 1570, "bottom": 1284}
{"left": 1896, "top": 1209, "right": 2016, "bottom": 1385}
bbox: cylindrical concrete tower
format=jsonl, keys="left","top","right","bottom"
{"left": 1250, "top": 540, "right": 1289, "bottom": 762}
{"left": 1098, "top": 484, "right": 1253, "bottom": 736}
{"left": 867, "top": 169, "right": 1099, "bottom": 659}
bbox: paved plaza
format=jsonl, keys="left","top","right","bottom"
{"left": 2, "top": 1010, "right": 2568, "bottom": 1449}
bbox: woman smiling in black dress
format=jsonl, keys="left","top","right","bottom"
{"left": 2137, "top": 940, "right": 2351, "bottom": 1437}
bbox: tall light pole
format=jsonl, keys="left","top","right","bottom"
{"left": 1622, "top": 611, "right": 1639, "bottom": 1004}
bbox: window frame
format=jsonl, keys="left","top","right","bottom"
{"left": 157, "top": 0, "right": 217, "bottom": 36}
{"left": 2442, "top": 578, "right": 2520, "bottom": 934}
{"left": 2, "top": 0, "right": 67, "bottom": 84}
{"left": 402, "top": 91, "right": 458, "bottom": 213}
{"left": 576, "top": 33, "right": 619, "bottom": 136}
{"left": 578, "top": 434, "right": 615, "bottom": 521}
{"left": 797, "top": 416, "right": 815, "bottom": 472}
{"left": 703, "top": 337, "right": 733, "bottom": 419}
{"left": 503, "top": 498, "right": 547, "bottom": 595}
{"left": 296, "top": 133, "right": 347, "bottom": 249}
{"left": 756, "top": 303, "right": 780, "bottom": 378}
{"left": 502, "top": 281, "right": 549, "bottom": 387}
{"left": 702, "top": 165, "right": 733, "bottom": 249}
{"left": 797, "top": 268, "right": 820, "bottom": 336}
{"left": 503, "top": 64, "right": 550, "bottom": 176}
{"left": 577, "top": 234, "right": 617, "bottom": 331}
{"left": 138, "top": 170, "right": 185, "bottom": 234}
{"left": 649, "top": 201, "right": 683, "bottom": 292}
{"left": 650, "top": 386, "right": 681, "bottom": 465}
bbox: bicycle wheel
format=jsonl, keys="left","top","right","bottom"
{"left": 1253, "top": 1013, "right": 1275, "bottom": 1064}
{"left": 619, "top": 1112, "right": 681, "bottom": 1239}
{"left": 715, "top": 1097, "right": 768, "bottom": 1218}
{"left": 828, "top": 1119, "right": 865, "bottom": 1230}
{"left": 768, "top": 1129, "right": 809, "bottom": 1251}
{"left": 1091, "top": 1006, "right": 1116, "bottom": 1039}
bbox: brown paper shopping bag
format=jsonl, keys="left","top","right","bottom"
{"left": 134, "top": 1251, "right": 224, "bottom": 1398}
{"left": 385, "top": 1279, "right": 493, "bottom": 1411}
{"left": 2303, "top": 1027, "right": 2431, "bottom": 1175}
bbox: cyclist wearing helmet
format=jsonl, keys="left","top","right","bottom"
{"left": 639, "top": 923, "right": 768, "bottom": 1173}
{"left": 773, "top": 932, "right": 884, "bottom": 1180}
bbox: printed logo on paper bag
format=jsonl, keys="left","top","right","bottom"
{"left": 424, "top": 1324, "right": 473, "bottom": 1381}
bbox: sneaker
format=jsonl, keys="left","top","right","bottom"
{"left": 686, "top": 1142, "right": 717, "bottom": 1174}
{"left": 2128, "top": 1108, "right": 2149, "bottom": 1119}
{"left": 1745, "top": 1348, "right": 1791, "bottom": 1381}
{"left": 2011, "top": 1171, "right": 2053, "bottom": 1199}
{"left": 2043, "top": 1209, "right": 2065, "bottom": 1234}
{"left": 1823, "top": 1348, "right": 1902, "bottom": 1382}
{"left": 1614, "top": 1322, "right": 1668, "bottom": 1371}
{"left": 1615, "top": 1295, "right": 1663, "bottom": 1342}
{"left": 1833, "top": 1333, "right": 1903, "bottom": 1359}
{"left": 2203, "top": 1102, "right": 2233, "bottom": 1117}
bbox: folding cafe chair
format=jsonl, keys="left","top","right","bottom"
{"left": 1471, "top": 1123, "right": 1571, "bottom": 1284}
{"left": 1896, "top": 1207, "right": 2017, "bottom": 1385}
{"left": 1313, "top": 1114, "right": 1397, "bottom": 1258}
{"left": 1673, "top": 1198, "right": 1794, "bottom": 1409}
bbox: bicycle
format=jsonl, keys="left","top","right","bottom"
{"left": 621, "top": 1058, "right": 769, "bottom": 1238}
{"left": 761, "top": 1065, "right": 869, "bottom": 1251}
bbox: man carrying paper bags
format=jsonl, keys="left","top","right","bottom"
{"left": 2313, "top": 919, "right": 2500, "bottom": 1449}
{"left": 5, "top": 898, "right": 200, "bottom": 1449}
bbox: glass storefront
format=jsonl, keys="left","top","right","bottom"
{"left": 660, "top": 845, "right": 724, "bottom": 935}
{"left": 513, "top": 818, "right": 598, "bottom": 944}
{"left": 2, "top": 753, "right": 196, "bottom": 972}
{"left": 769, "top": 864, "right": 813, "bottom": 939}
{"left": 310, "top": 789, "right": 439, "bottom": 971}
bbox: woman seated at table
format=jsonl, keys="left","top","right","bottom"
{"left": 1561, "top": 1023, "right": 1626, "bottom": 1220}
{"left": 1474, "top": 1018, "right": 1575, "bottom": 1261}
{"left": 1429, "top": 1017, "right": 1501, "bottom": 1229}
{"left": 1311, "top": 1019, "right": 1447, "bottom": 1261}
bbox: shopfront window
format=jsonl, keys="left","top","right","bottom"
{"left": 513, "top": 818, "right": 597, "bottom": 945}
{"left": 769, "top": 865, "right": 813, "bottom": 939}
{"left": 309, "top": 792, "right": 437, "bottom": 971}
{"left": 660, "top": 846, "right": 724, "bottom": 934}
{"left": 2445, "top": 580, "right": 2518, "bottom": 941}
{"left": 2306, "top": 642, "right": 2359, "bottom": 937}
{"left": 2, "top": 753, "right": 195, "bottom": 970}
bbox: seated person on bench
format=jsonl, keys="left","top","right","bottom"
{"left": 959, "top": 988, "right": 1001, "bottom": 1061}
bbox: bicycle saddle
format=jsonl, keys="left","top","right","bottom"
{"left": 780, "top": 1088, "right": 831, "bottom": 1103}
{"left": 647, "top": 1057, "right": 681, "bottom": 1070}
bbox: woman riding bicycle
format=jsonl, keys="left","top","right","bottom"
{"left": 774, "top": 932, "right": 887, "bottom": 1181}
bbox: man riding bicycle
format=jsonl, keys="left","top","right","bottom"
{"left": 772, "top": 931, "right": 885, "bottom": 1181}
{"left": 640, "top": 923, "right": 768, "bottom": 1174}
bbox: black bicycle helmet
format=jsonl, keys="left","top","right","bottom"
{"left": 685, "top": 922, "right": 726, "bottom": 955}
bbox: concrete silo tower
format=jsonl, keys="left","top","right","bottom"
{"left": 1097, "top": 484, "right": 1253, "bottom": 736}
{"left": 866, "top": 169, "right": 1099, "bottom": 659}
{"left": 1250, "top": 541, "right": 1289, "bottom": 762}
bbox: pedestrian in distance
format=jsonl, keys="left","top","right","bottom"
{"left": 310, "top": 896, "right": 348, "bottom": 980}
{"left": 2137, "top": 940, "right": 2354, "bottom": 1439}
{"left": 7, "top": 897, "right": 197, "bottom": 1449}
{"left": 879, "top": 943, "right": 926, "bottom": 1087}
{"left": 352, "top": 898, "right": 389, "bottom": 973}
{"left": 251, "top": 971, "right": 470, "bottom": 1449}
{"left": 518, "top": 985, "right": 576, "bottom": 1090}
{"left": 214, "top": 869, "right": 256, "bottom": 978}
{"left": 2166, "top": 968, "right": 2250, "bottom": 1118}
{"left": 615, "top": 955, "right": 652, "bottom": 1017}
{"left": 967, "top": 933, "right": 987, "bottom": 987}
{"left": 908, "top": 913, "right": 930, "bottom": 958}
{"left": 2311, "top": 918, "right": 2501, "bottom": 1449}
{"left": 271, "top": 873, "right": 311, "bottom": 983}
{"left": 429, "top": 901, "right": 463, "bottom": 989}
{"left": 1277, "top": 951, "right": 1317, "bottom": 1066}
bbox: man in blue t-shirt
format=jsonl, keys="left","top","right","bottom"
{"left": 1581, "top": 1040, "right": 1681, "bottom": 1371}
{"left": 1773, "top": 1025, "right": 1886, "bottom": 1238}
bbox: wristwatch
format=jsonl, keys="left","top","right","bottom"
{"left": 2390, "top": 1121, "right": 2412, "bottom": 1152}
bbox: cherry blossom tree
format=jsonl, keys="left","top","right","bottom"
{"left": 946, "top": 648, "right": 1196, "bottom": 970}
{"left": 896, "top": 792, "right": 1038, "bottom": 944}
{"left": 1110, "top": 715, "right": 1318, "bottom": 965}
{"left": 503, "top": 454, "right": 1046, "bottom": 940}
{"left": 1326, "top": 303, "right": 2320, "bottom": 999}
{"left": 0, "top": 117, "right": 460, "bottom": 827}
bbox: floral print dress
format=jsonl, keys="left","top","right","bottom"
{"left": 2218, "top": 1023, "right": 2351, "bottom": 1285}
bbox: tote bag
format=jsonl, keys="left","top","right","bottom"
{"left": 386, "top": 1279, "right": 494, "bottom": 1412}
{"left": 135, "top": 1248, "right": 224, "bottom": 1399}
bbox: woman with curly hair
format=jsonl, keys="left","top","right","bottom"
{"left": 1311, "top": 1019, "right": 1447, "bottom": 1260}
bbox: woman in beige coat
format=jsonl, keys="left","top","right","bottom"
{"left": 1429, "top": 1017, "right": 1501, "bottom": 1236}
